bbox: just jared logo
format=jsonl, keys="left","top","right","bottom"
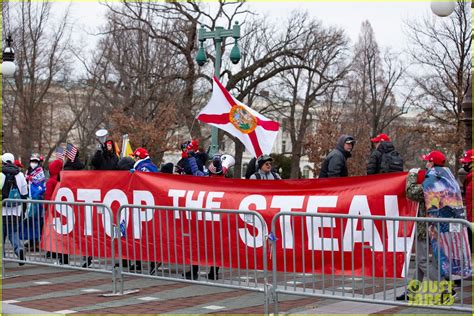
{"left": 407, "top": 280, "right": 455, "bottom": 306}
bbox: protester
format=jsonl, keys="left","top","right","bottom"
{"left": 179, "top": 140, "right": 209, "bottom": 280}
{"left": 366, "top": 133, "right": 404, "bottom": 174}
{"left": 319, "top": 135, "right": 356, "bottom": 178}
{"left": 23, "top": 153, "right": 46, "bottom": 251}
{"left": 459, "top": 149, "right": 472, "bottom": 250}
{"left": 132, "top": 148, "right": 158, "bottom": 172}
{"left": 44, "top": 159, "right": 63, "bottom": 200}
{"left": 250, "top": 154, "right": 281, "bottom": 180}
{"left": 43, "top": 159, "right": 69, "bottom": 265}
{"left": 1, "top": 153, "right": 28, "bottom": 265}
{"left": 130, "top": 147, "right": 159, "bottom": 274}
{"left": 118, "top": 156, "right": 135, "bottom": 171}
{"left": 91, "top": 139, "right": 119, "bottom": 170}
{"left": 397, "top": 150, "right": 463, "bottom": 300}
{"left": 177, "top": 139, "right": 208, "bottom": 176}
{"left": 62, "top": 145, "right": 88, "bottom": 266}
{"left": 205, "top": 153, "right": 236, "bottom": 280}
{"left": 63, "top": 145, "right": 85, "bottom": 171}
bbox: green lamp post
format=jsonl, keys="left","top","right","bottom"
{"left": 195, "top": 21, "right": 241, "bottom": 157}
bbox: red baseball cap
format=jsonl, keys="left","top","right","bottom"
{"left": 422, "top": 150, "right": 446, "bottom": 166}
{"left": 460, "top": 149, "right": 473, "bottom": 164}
{"left": 370, "top": 133, "right": 391, "bottom": 143}
{"left": 133, "top": 147, "right": 149, "bottom": 159}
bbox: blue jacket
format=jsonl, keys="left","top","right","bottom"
{"left": 134, "top": 158, "right": 158, "bottom": 173}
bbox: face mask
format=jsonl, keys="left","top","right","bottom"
{"left": 30, "top": 162, "right": 39, "bottom": 169}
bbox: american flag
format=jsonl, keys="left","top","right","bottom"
{"left": 436, "top": 226, "right": 472, "bottom": 277}
{"left": 65, "top": 143, "right": 78, "bottom": 162}
{"left": 55, "top": 146, "right": 65, "bottom": 160}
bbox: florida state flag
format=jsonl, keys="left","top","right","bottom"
{"left": 197, "top": 76, "right": 280, "bottom": 158}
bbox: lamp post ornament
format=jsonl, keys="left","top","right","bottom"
{"left": 196, "top": 21, "right": 241, "bottom": 157}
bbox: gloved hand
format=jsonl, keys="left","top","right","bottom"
{"left": 409, "top": 168, "right": 420, "bottom": 174}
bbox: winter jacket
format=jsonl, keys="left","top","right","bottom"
{"left": 319, "top": 135, "right": 353, "bottom": 178}
{"left": 91, "top": 142, "right": 119, "bottom": 170}
{"left": 26, "top": 166, "right": 46, "bottom": 200}
{"left": 1, "top": 163, "right": 28, "bottom": 216}
{"left": 250, "top": 169, "right": 281, "bottom": 180}
{"left": 406, "top": 170, "right": 427, "bottom": 240}
{"left": 134, "top": 157, "right": 158, "bottom": 173}
{"left": 64, "top": 152, "right": 85, "bottom": 171}
{"left": 366, "top": 141, "right": 396, "bottom": 175}
{"left": 463, "top": 171, "right": 472, "bottom": 222}
{"left": 45, "top": 159, "right": 63, "bottom": 201}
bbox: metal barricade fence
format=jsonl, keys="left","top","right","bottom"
{"left": 1, "top": 199, "right": 118, "bottom": 292}
{"left": 115, "top": 204, "right": 271, "bottom": 313}
{"left": 270, "top": 212, "right": 472, "bottom": 313}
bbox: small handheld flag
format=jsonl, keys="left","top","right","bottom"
{"left": 65, "top": 143, "right": 78, "bottom": 162}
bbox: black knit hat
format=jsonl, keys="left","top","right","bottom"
{"left": 257, "top": 154, "right": 273, "bottom": 169}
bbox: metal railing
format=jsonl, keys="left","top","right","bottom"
{"left": 270, "top": 211, "right": 472, "bottom": 313}
{"left": 1, "top": 199, "right": 118, "bottom": 291}
{"left": 2, "top": 199, "right": 472, "bottom": 314}
{"left": 114, "top": 204, "right": 271, "bottom": 313}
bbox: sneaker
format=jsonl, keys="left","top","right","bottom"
{"left": 207, "top": 272, "right": 219, "bottom": 280}
{"left": 18, "top": 249, "right": 25, "bottom": 266}
{"left": 396, "top": 292, "right": 412, "bottom": 301}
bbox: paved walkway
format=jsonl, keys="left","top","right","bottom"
{"left": 1, "top": 262, "right": 471, "bottom": 314}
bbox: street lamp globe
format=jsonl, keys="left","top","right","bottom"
{"left": 2, "top": 36, "right": 16, "bottom": 77}
{"left": 2, "top": 60, "right": 16, "bottom": 77}
{"left": 431, "top": 1, "right": 455, "bottom": 17}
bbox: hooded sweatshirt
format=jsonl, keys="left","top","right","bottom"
{"left": 319, "top": 135, "right": 354, "bottom": 178}
{"left": 45, "top": 159, "right": 63, "bottom": 200}
{"left": 367, "top": 141, "right": 396, "bottom": 175}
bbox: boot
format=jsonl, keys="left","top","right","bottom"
{"left": 183, "top": 265, "right": 199, "bottom": 280}
{"left": 208, "top": 266, "right": 219, "bottom": 280}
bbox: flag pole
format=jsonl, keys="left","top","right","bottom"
{"left": 121, "top": 134, "right": 128, "bottom": 158}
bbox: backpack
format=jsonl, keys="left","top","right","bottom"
{"left": 2, "top": 172, "right": 21, "bottom": 202}
{"left": 380, "top": 150, "right": 404, "bottom": 173}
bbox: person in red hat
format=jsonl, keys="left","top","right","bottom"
{"left": 459, "top": 149, "right": 472, "bottom": 252}
{"left": 459, "top": 149, "right": 472, "bottom": 223}
{"left": 132, "top": 147, "right": 158, "bottom": 173}
{"left": 367, "top": 133, "right": 404, "bottom": 174}
{"left": 398, "top": 150, "right": 466, "bottom": 301}
{"left": 91, "top": 139, "right": 119, "bottom": 170}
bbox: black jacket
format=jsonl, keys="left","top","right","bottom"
{"left": 91, "top": 143, "right": 119, "bottom": 171}
{"left": 366, "top": 141, "right": 395, "bottom": 175}
{"left": 64, "top": 152, "right": 85, "bottom": 171}
{"left": 319, "top": 135, "right": 353, "bottom": 178}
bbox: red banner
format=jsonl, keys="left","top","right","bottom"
{"left": 41, "top": 171, "right": 418, "bottom": 278}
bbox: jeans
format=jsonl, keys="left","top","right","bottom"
{"left": 2, "top": 215, "right": 24, "bottom": 257}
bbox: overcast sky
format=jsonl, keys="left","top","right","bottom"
{"left": 63, "top": 0, "right": 435, "bottom": 55}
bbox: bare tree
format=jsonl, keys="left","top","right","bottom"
{"left": 267, "top": 13, "right": 350, "bottom": 178}
{"left": 348, "top": 21, "right": 410, "bottom": 139}
{"left": 2, "top": 1, "right": 74, "bottom": 162}
{"left": 405, "top": 0, "right": 471, "bottom": 169}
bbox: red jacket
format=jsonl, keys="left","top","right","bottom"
{"left": 465, "top": 171, "right": 472, "bottom": 222}
{"left": 45, "top": 159, "right": 63, "bottom": 200}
